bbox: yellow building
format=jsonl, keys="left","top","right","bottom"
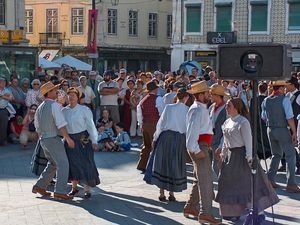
{"left": 25, "top": 0, "right": 92, "bottom": 62}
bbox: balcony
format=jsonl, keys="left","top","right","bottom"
{"left": 39, "top": 33, "right": 62, "bottom": 45}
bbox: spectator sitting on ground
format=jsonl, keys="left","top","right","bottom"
{"left": 97, "top": 123, "right": 116, "bottom": 151}
{"left": 114, "top": 122, "right": 131, "bottom": 151}
{"left": 20, "top": 104, "right": 38, "bottom": 149}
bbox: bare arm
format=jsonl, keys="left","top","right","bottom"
{"left": 287, "top": 118, "right": 297, "bottom": 144}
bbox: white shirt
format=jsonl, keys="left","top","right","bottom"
{"left": 153, "top": 102, "right": 188, "bottom": 141}
{"left": 286, "top": 89, "right": 300, "bottom": 106}
{"left": 98, "top": 80, "right": 119, "bottom": 106}
{"left": 163, "top": 91, "right": 176, "bottom": 105}
{"left": 79, "top": 85, "right": 95, "bottom": 104}
{"left": 186, "top": 101, "right": 213, "bottom": 154}
{"left": 62, "top": 104, "right": 98, "bottom": 144}
{"left": 136, "top": 95, "right": 164, "bottom": 127}
{"left": 222, "top": 115, "right": 252, "bottom": 161}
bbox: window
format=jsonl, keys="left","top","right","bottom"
{"left": 186, "top": 4, "right": 201, "bottom": 33}
{"left": 288, "top": 0, "right": 300, "bottom": 31}
{"left": 250, "top": 1, "right": 268, "bottom": 32}
{"left": 72, "top": 8, "right": 84, "bottom": 35}
{"left": 216, "top": 3, "right": 232, "bottom": 32}
{"left": 0, "top": 0, "right": 5, "bottom": 25}
{"left": 25, "top": 9, "right": 33, "bottom": 34}
{"left": 129, "top": 10, "right": 138, "bottom": 36}
{"left": 167, "top": 15, "right": 172, "bottom": 38}
{"left": 46, "top": 9, "right": 58, "bottom": 33}
{"left": 108, "top": 9, "right": 117, "bottom": 35}
{"left": 148, "top": 13, "right": 157, "bottom": 37}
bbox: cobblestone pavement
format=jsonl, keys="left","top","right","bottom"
{"left": 0, "top": 140, "right": 299, "bottom": 225}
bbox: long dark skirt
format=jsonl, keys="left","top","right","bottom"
{"left": 30, "top": 139, "right": 48, "bottom": 176}
{"left": 144, "top": 130, "right": 187, "bottom": 192}
{"left": 65, "top": 131, "right": 100, "bottom": 187}
{"left": 215, "top": 147, "right": 279, "bottom": 217}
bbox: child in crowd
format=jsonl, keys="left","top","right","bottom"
{"left": 97, "top": 123, "right": 115, "bottom": 151}
{"left": 114, "top": 122, "right": 131, "bottom": 151}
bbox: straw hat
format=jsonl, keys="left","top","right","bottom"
{"left": 187, "top": 80, "right": 210, "bottom": 94}
{"left": 210, "top": 84, "right": 230, "bottom": 96}
{"left": 40, "top": 81, "right": 60, "bottom": 96}
{"left": 67, "top": 87, "right": 83, "bottom": 99}
{"left": 270, "top": 80, "right": 287, "bottom": 87}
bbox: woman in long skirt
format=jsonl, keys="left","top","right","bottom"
{"left": 215, "top": 98, "right": 279, "bottom": 221}
{"left": 63, "top": 87, "right": 100, "bottom": 198}
{"left": 144, "top": 88, "right": 189, "bottom": 201}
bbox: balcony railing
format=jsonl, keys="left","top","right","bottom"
{"left": 39, "top": 32, "right": 62, "bottom": 45}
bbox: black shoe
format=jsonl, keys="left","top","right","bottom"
{"left": 84, "top": 192, "right": 91, "bottom": 199}
{"left": 158, "top": 196, "right": 167, "bottom": 201}
{"left": 278, "top": 166, "right": 286, "bottom": 172}
{"left": 137, "top": 168, "right": 146, "bottom": 174}
{"left": 168, "top": 195, "right": 176, "bottom": 201}
{"left": 68, "top": 189, "right": 79, "bottom": 197}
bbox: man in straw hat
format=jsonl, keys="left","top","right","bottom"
{"left": 184, "top": 81, "right": 222, "bottom": 224}
{"left": 136, "top": 80, "right": 164, "bottom": 173}
{"left": 209, "top": 84, "right": 230, "bottom": 176}
{"left": 32, "top": 81, "right": 75, "bottom": 200}
{"left": 261, "top": 80, "right": 300, "bottom": 193}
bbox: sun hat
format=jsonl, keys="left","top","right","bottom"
{"left": 187, "top": 80, "right": 210, "bottom": 94}
{"left": 40, "top": 81, "right": 60, "bottom": 96}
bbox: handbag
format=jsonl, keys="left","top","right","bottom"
{"left": 28, "top": 120, "right": 36, "bottom": 132}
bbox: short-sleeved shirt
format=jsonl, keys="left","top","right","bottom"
{"left": 98, "top": 81, "right": 118, "bottom": 106}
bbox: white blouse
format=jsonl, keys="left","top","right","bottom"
{"left": 222, "top": 114, "right": 252, "bottom": 161}
{"left": 153, "top": 102, "right": 189, "bottom": 141}
{"left": 62, "top": 104, "right": 98, "bottom": 144}
{"left": 186, "top": 101, "right": 214, "bottom": 154}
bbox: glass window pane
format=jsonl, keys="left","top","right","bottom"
{"left": 216, "top": 6, "right": 232, "bottom": 32}
{"left": 289, "top": 3, "right": 300, "bottom": 30}
{"left": 251, "top": 5, "right": 268, "bottom": 31}
{"left": 186, "top": 6, "right": 201, "bottom": 32}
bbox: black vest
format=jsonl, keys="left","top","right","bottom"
{"left": 291, "top": 90, "right": 300, "bottom": 127}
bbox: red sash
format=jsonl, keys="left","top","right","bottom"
{"left": 198, "top": 134, "right": 213, "bottom": 146}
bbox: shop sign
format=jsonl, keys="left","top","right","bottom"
{"left": 0, "top": 29, "right": 24, "bottom": 43}
{"left": 207, "top": 32, "right": 236, "bottom": 44}
{"left": 195, "top": 51, "right": 217, "bottom": 57}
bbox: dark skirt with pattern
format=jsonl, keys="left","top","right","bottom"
{"left": 65, "top": 131, "right": 100, "bottom": 187}
{"left": 30, "top": 139, "right": 48, "bottom": 176}
{"left": 215, "top": 147, "right": 279, "bottom": 217}
{"left": 144, "top": 130, "right": 187, "bottom": 192}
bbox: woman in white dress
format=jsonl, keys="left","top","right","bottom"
{"left": 62, "top": 87, "right": 100, "bottom": 198}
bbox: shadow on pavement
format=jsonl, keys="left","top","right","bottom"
{"left": 38, "top": 189, "right": 185, "bottom": 225}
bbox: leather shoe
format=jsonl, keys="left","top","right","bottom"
{"left": 68, "top": 189, "right": 79, "bottom": 197}
{"left": 183, "top": 205, "right": 199, "bottom": 218}
{"left": 53, "top": 193, "right": 73, "bottom": 200}
{"left": 278, "top": 166, "right": 286, "bottom": 172}
{"left": 286, "top": 184, "right": 300, "bottom": 193}
{"left": 198, "top": 213, "right": 222, "bottom": 225}
{"left": 269, "top": 180, "right": 280, "bottom": 189}
{"left": 32, "top": 185, "right": 51, "bottom": 197}
{"left": 84, "top": 192, "right": 91, "bottom": 199}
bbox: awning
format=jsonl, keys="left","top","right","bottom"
{"left": 53, "top": 55, "right": 92, "bottom": 71}
{"left": 38, "top": 57, "right": 61, "bottom": 69}
{"left": 39, "top": 49, "right": 60, "bottom": 61}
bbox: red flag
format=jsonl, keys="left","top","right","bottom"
{"left": 87, "top": 9, "right": 98, "bottom": 54}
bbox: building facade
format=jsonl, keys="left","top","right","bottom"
{"left": 25, "top": 0, "right": 92, "bottom": 64}
{"left": 171, "top": 0, "right": 300, "bottom": 72}
{"left": 96, "top": 0, "right": 172, "bottom": 73}
{"left": 0, "top": 0, "right": 37, "bottom": 80}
